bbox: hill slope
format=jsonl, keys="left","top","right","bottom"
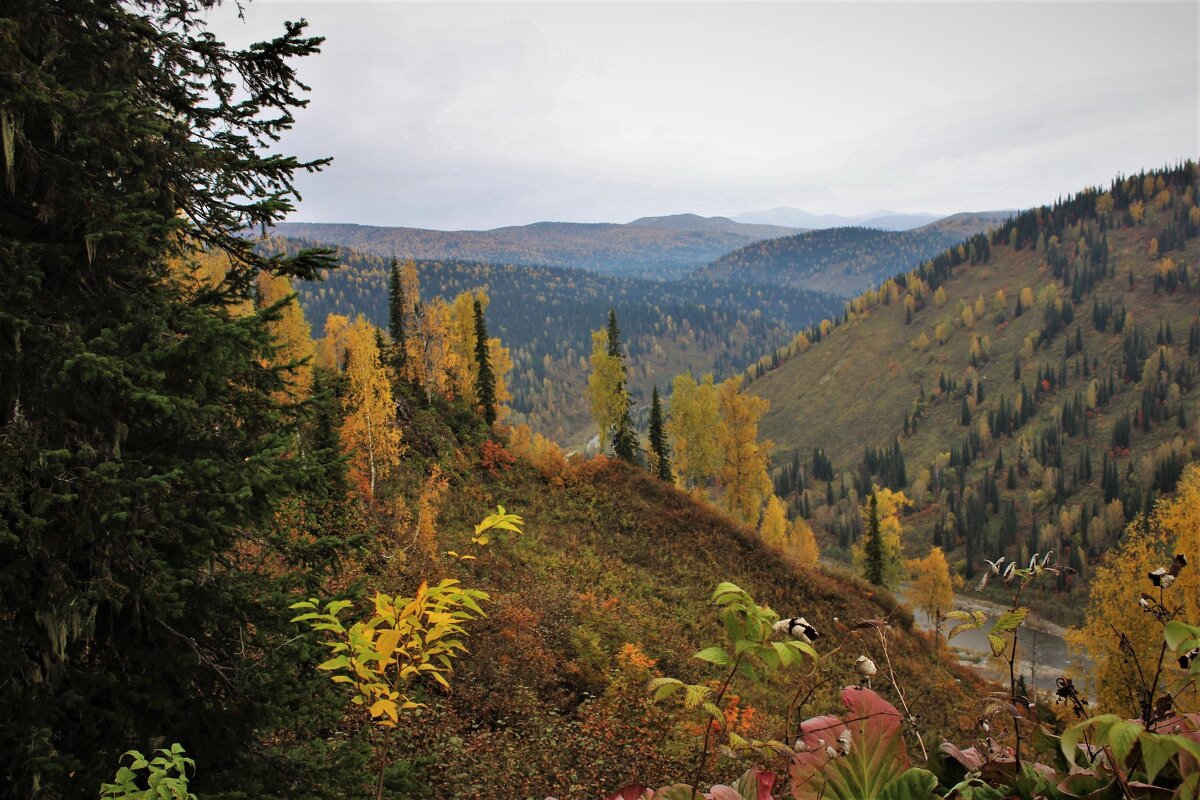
{"left": 394, "top": 442, "right": 985, "bottom": 798}
{"left": 270, "top": 215, "right": 801, "bottom": 280}
{"left": 744, "top": 163, "right": 1199, "bottom": 618}
{"left": 697, "top": 212, "right": 1012, "bottom": 297}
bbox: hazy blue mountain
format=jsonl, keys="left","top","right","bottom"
{"left": 271, "top": 214, "right": 802, "bottom": 279}
{"left": 733, "top": 207, "right": 944, "bottom": 230}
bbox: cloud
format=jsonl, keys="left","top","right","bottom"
{"left": 209, "top": 1, "right": 1199, "bottom": 228}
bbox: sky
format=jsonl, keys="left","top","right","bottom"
{"left": 209, "top": 1, "right": 1200, "bottom": 230}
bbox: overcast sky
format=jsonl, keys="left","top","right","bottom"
{"left": 210, "top": 1, "right": 1199, "bottom": 230}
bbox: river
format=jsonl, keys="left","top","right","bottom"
{"left": 894, "top": 588, "right": 1091, "bottom": 693}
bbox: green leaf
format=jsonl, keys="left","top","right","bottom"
{"left": 1138, "top": 731, "right": 1176, "bottom": 783}
{"left": 702, "top": 701, "right": 726, "bottom": 726}
{"left": 693, "top": 646, "right": 731, "bottom": 666}
{"left": 878, "top": 768, "right": 938, "bottom": 800}
{"left": 990, "top": 607, "right": 1028, "bottom": 637}
{"left": 325, "top": 599, "right": 353, "bottom": 615}
{"left": 683, "top": 683, "right": 712, "bottom": 709}
{"left": 1097, "top": 719, "right": 1140, "bottom": 765}
{"left": 648, "top": 677, "right": 685, "bottom": 702}
{"left": 711, "top": 581, "right": 745, "bottom": 604}
{"left": 947, "top": 610, "right": 987, "bottom": 640}
{"left": 986, "top": 633, "right": 1007, "bottom": 658}
{"left": 771, "top": 641, "right": 796, "bottom": 666}
{"left": 1165, "top": 620, "right": 1200, "bottom": 651}
{"left": 1061, "top": 714, "right": 1123, "bottom": 767}
{"left": 316, "top": 655, "right": 350, "bottom": 671}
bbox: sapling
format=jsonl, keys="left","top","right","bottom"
{"left": 946, "top": 551, "right": 1073, "bottom": 770}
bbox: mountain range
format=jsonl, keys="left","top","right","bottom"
{"left": 696, "top": 211, "right": 1014, "bottom": 296}
{"left": 271, "top": 214, "right": 802, "bottom": 280}
{"left": 733, "top": 207, "right": 946, "bottom": 230}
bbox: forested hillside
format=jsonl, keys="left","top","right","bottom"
{"left": 262, "top": 237, "right": 844, "bottom": 445}
{"left": 270, "top": 214, "right": 801, "bottom": 280}
{"left": 698, "top": 212, "right": 1012, "bottom": 296}
{"left": 745, "top": 164, "right": 1200, "bottom": 616}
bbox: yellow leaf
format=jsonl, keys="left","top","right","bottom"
{"left": 370, "top": 698, "right": 399, "bottom": 724}
{"left": 375, "top": 629, "right": 402, "bottom": 657}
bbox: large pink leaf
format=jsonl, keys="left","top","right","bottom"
{"left": 605, "top": 788, "right": 654, "bottom": 800}
{"left": 790, "top": 687, "right": 909, "bottom": 800}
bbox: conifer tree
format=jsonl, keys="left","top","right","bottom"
{"left": 865, "top": 492, "right": 885, "bottom": 585}
{"left": 648, "top": 385, "right": 671, "bottom": 480}
{"left": 588, "top": 309, "right": 637, "bottom": 460}
{"left": 388, "top": 257, "right": 408, "bottom": 378}
{"left": 0, "top": 5, "right": 351, "bottom": 795}
{"left": 607, "top": 310, "right": 639, "bottom": 461}
{"left": 474, "top": 297, "right": 497, "bottom": 426}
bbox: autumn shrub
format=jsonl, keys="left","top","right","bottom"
{"left": 479, "top": 438, "right": 516, "bottom": 477}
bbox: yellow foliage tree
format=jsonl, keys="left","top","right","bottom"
{"left": 417, "top": 297, "right": 456, "bottom": 398}
{"left": 907, "top": 546, "right": 956, "bottom": 641}
{"left": 316, "top": 313, "right": 351, "bottom": 371}
{"left": 488, "top": 337, "right": 513, "bottom": 420}
{"left": 716, "top": 378, "right": 772, "bottom": 526}
{"left": 791, "top": 516, "right": 820, "bottom": 567}
{"left": 340, "top": 316, "right": 403, "bottom": 502}
{"left": 256, "top": 272, "right": 315, "bottom": 399}
{"left": 587, "top": 328, "right": 627, "bottom": 450}
{"left": 667, "top": 372, "right": 722, "bottom": 489}
{"left": 447, "top": 289, "right": 485, "bottom": 402}
{"left": 760, "top": 495, "right": 789, "bottom": 549}
{"left": 415, "top": 464, "right": 449, "bottom": 561}
{"left": 1069, "top": 463, "right": 1200, "bottom": 716}
{"left": 852, "top": 487, "right": 910, "bottom": 588}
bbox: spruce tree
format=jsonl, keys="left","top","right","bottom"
{"left": 388, "top": 257, "right": 408, "bottom": 378}
{"left": 473, "top": 297, "right": 497, "bottom": 426}
{"left": 648, "top": 385, "right": 671, "bottom": 480}
{"left": 0, "top": 4, "right": 355, "bottom": 796}
{"left": 605, "top": 309, "right": 638, "bottom": 462}
{"left": 865, "top": 492, "right": 885, "bottom": 586}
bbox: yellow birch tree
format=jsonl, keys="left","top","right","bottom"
{"left": 760, "top": 495, "right": 789, "bottom": 549}
{"left": 717, "top": 377, "right": 773, "bottom": 526}
{"left": 666, "top": 372, "right": 721, "bottom": 489}
{"left": 1070, "top": 464, "right": 1200, "bottom": 715}
{"left": 256, "top": 271, "right": 315, "bottom": 399}
{"left": 791, "top": 516, "right": 820, "bottom": 567}
{"left": 587, "top": 328, "right": 626, "bottom": 450}
{"left": 340, "top": 316, "right": 403, "bottom": 502}
{"left": 907, "top": 546, "right": 956, "bottom": 641}
{"left": 316, "top": 313, "right": 351, "bottom": 371}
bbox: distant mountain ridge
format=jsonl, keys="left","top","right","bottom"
{"left": 733, "top": 207, "right": 945, "bottom": 230}
{"left": 271, "top": 214, "right": 803, "bottom": 280}
{"left": 695, "top": 211, "right": 1013, "bottom": 297}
